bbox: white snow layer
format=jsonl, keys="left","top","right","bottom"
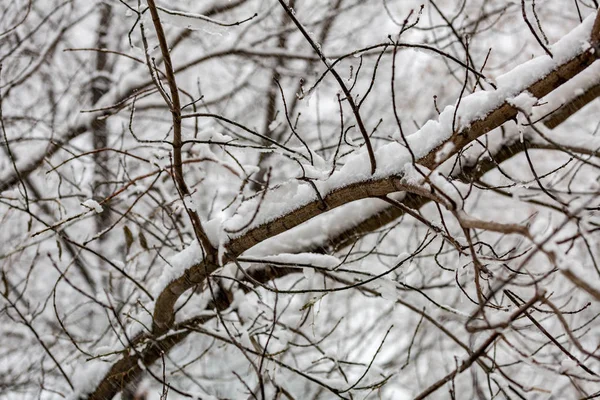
{"left": 244, "top": 253, "right": 341, "bottom": 268}
{"left": 124, "top": 14, "right": 600, "bottom": 303}
{"left": 214, "top": 13, "right": 597, "bottom": 242}
{"left": 135, "top": 13, "right": 598, "bottom": 299}
{"left": 82, "top": 199, "right": 103, "bottom": 214}
{"left": 71, "top": 14, "right": 600, "bottom": 395}
{"left": 152, "top": 240, "right": 204, "bottom": 296}
{"left": 508, "top": 91, "right": 538, "bottom": 115}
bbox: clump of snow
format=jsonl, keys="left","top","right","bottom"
{"left": 82, "top": 199, "right": 103, "bottom": 214}
{"left": 272, "top": 180, "right": 300, "bottom": 203}
{"left": 231, "top": 288, "right": 261, "bottom": 321}
{"left": 303, "top": 266, "right": 315, "bottom": 280}
{"left": 508, "top": 91, "right": 538, "bottom": 115}
{"left": 435, "top": 141, "right": 455, "bottom": 163}
{"left": 152, "top": 240, "right": 205, "bottom": 296}
{"left": 69, "top": 358, "right": 112, "bottom": 398}
{"left": 508, "top": 91, "right": 538, "bottom": 142}
{"left": 294, "top": 149, "right": 331, "bottom": 181}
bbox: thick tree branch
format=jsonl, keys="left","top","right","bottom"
{"left": 151, "top": 9, "right": 600, "bottom": 341}
{"left": 84, "top": 11, "right": 600, "bottom": 399}
{"left": 88, "top": 38, "right": 600, "bottom": 400}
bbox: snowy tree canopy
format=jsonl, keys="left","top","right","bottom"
{"left": 2, "top": 0, "right": 600, "bottom": 399}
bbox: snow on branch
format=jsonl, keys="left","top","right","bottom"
{"left": 215, "top": 12, "right": 600, "bottom": 253}
{"left": 78, "top": 10, "right": 600, "bottom": 400}
{"left": 139, "top": 8, "right": 600, "bottom": 349}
